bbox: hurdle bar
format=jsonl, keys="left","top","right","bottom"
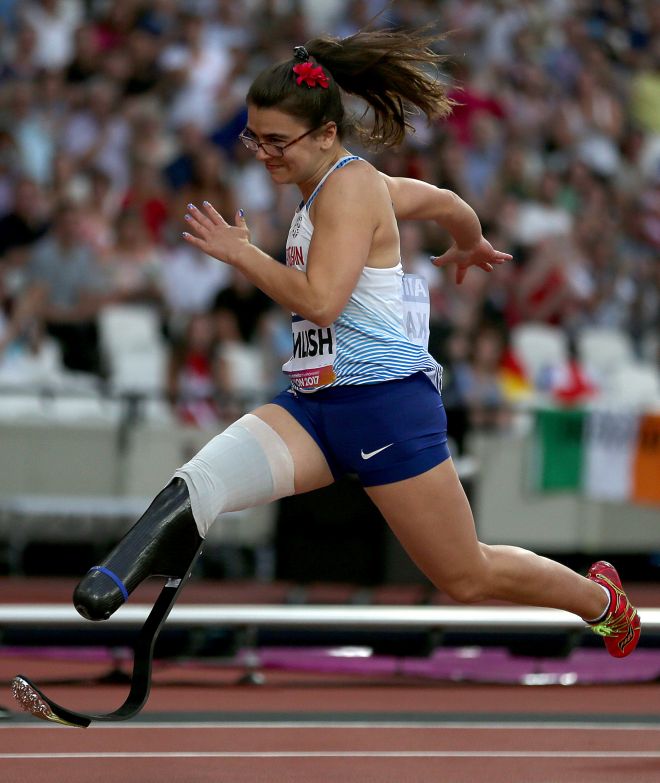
{"left": 1, "top": 605, "right": 659, "bottom": 632}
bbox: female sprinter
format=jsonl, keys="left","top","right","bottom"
{"left": 75, "top": 29, "right": 639, "bottom": 658}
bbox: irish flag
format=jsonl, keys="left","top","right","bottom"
{"left": 533, "top": 408, "right": 660, "bottom": 505}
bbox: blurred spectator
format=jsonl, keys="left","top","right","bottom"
{"left": 64, "top": 23, "right": 101, "bottom": 86}
{"left": 161, "top": 239, "right": 229, "bottom": 328}
{"left": 176, "top": 143, "right": 236, "bottom": 226}
{"left": 74, "top": 167, "right": 120, "bottom": 253}
{"left": 20, "top": 0, "right": 83, "bottom": 70}
{"left": 167, "top": 311, "right": 226, "bottom": 427}
{"left": 629, "top": 37, "right": 660, "bottom": 135}
{"left": 5, "top": 79, "right": 56, "bottom": 184}
{"left": 504, "top": 171, "right": 573, "bottom": 248}
{"left": 100, "top": 210, "right": 163, "bottom": 306}
{"left": 0, "top": 23, "right": 41, "bottom": 82}
{"left": 123, "top": 24, "right": 165, "bottom": 98}
{"left": 121, "top": 161, "right": 169, "bottom": 244}
{"left": 163, "top": 121, "right": 208, "bottom": 192}
{"left": 0, "top": 176, "right": 50, "bottom": 258}
{"left": 0, "top": 130, "right": 19, "bottom": 215}
{"left": 61, "top": 77, "right": 130, "bottom": 190}
{"left": 512, "top": 235, "right": 589, "bottom": 328}
{"left": 129, "top": 105, "right": 175, "bottom": 169}
{"left": 25, "top": 201, "right": 108, "bottom": 373}
{"left": 159, "top": 9, "right": 231, "bottom": 132}
{"left": 211, "top": 268, "right": 273, "bottom": 345}
{"left": 451, "top": 325, "right": 510, "bottom": 432}
{"left": 90, "top": 1, "right": 144, "bottom": 53}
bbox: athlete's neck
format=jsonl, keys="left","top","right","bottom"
{"left": 297, "top": 148, "right": 352, "bottom": 201}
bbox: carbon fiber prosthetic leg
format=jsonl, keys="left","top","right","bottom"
{"left": 73, "top": 478, "right": 202, "bottom": 621}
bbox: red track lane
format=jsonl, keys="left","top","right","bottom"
{"left": 3, "top": 725, "right": 660, "bottom": 754}
{"left": 2, "top": 726, "right": 660, "bottom": 783}
{"left": 2, "top": 654, "right": 660, "bottom": 714}
{"left": 2, "top": 670, "right": 660, "bottom": 783}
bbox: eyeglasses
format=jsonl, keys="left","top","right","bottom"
{"left": 238, "top": 126, "right": 320, "bottom": 158}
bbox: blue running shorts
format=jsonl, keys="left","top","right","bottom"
{"left": 271, "top": 372, "right": 450, "bottom": 487}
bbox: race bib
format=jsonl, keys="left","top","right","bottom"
{"left": 402, "top": 274, "right": 430, "bottom": 348}
{"left": 282, "top": 315, "right": 337, "bottom": 390}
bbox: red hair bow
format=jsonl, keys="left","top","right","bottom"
{"left": 293, "top": 62, "right": 329, "bottom": 89}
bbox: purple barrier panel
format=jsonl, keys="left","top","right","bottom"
{"left": 239, "top": 646, "right": 399, "bottom": 676}
{"left": 401, "top": 648, "right": 538, "bottom": 683}
{"left": 539, "top": 649, "right": 660, "bottom": 684}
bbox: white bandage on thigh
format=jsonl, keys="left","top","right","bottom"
{"left": 173, "top": 413, "right": 295, "bottom": 537}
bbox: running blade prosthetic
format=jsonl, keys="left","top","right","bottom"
{"left": 11, "top": 558, "right": 201, "bottom": 727}
{"left": 12, "top": 478, "right": 204, "bottom": 726}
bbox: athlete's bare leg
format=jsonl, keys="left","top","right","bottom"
{"left": 252, "top": 403, "right": 335, "bottom": 494}
{"left": 365, "top": 458, "right": 608, "bottom": 620}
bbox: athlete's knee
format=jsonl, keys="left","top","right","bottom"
{"left": 440, "top": 549, "right": 493, "bottom": 604}
{"left": 173, "top": 413, "right": 295, "bottom": 537}
{"left": 442, "top": 574, "right": 489, "bottom": 604}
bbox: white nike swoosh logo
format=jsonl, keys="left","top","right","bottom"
{"left": 360, "top": 443, "right": 394, "bottom": 460}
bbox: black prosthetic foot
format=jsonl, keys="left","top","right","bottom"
{"left": 73, "top": 478, "right": 203, "bottom": 621}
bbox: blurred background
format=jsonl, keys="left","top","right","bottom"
{"left": 0, "top": 0, "right": 658, "bottom": 592}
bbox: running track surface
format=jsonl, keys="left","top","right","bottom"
{"left": 2, "top": 578, "right": 659, "bottom": 781}
{"left": 2, "top": 656, "right": 659, "bottom": 783}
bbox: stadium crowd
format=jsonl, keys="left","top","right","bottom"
{"left": 0, "top": 0, "right": 658, "bottom": 433}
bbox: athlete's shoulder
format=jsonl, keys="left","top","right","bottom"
{"left": 340, "top": 156, "right": 382, "bottom": 183}
{"left": 317, "top": 157, "right": 388, "bottom": 203}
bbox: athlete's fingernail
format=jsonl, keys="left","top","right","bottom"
{"left": 184, "top": 214, "right": 191, "bottom": 221}
{"left": 187, "top": 203, "right": 195, "bottom": 210}
{"left": 203, "top": 200, "right": 211, "bottom": 207}
{"left": 182, "top": 232, "right": 190, "bottom": 238}
{"left": 239, "top": 208, "right": 245, "bottom": 217}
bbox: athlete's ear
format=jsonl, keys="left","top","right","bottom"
{"left": 319, "top": 122, "right": 337, "bottom": 149}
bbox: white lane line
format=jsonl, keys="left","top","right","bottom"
{"left": 2, "top": 751, "right": 660, "bottom": 759}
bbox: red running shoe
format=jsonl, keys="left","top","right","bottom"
{"left": 586, "top": 561, "right": 641, "bottom": 658}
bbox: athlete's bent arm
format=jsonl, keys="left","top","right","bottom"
{"left": 382, "top": 175, "right": 481, "bottom": 245}
{"left": 381, "top": 174, "right": 512, "bottom": 284}
{"left": 182, "top": 167, "right": 376, "bottom": 326}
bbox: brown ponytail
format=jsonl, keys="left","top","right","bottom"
{"left": 247, "top": 26, "right": 454, "bottom": 148}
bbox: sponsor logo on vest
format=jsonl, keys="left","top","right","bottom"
{"left": 293, "top": 327, "right": 334, "bottom": 358}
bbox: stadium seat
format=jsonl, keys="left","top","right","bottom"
{"left": 576, "top": 327, "right": 635, "bottom": 384}
{"left": 220, "top": 342, "right": 270, "bottom": 407}
{"left": 99, "top": 305, "right": 163, "bottom": 356}
{"left": 510, "top": 324, "right": 568, "bottom": 386}
{"left": 108, "top": 346, "right": 168, "bottom": 395}
{"left": 98, "top": 305, "right": 167, "bottom": 395}
{"left": 606, "top": 362, "right": 660, "bottom": 409}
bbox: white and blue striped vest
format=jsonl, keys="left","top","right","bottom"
{"left": 282, "top": 155, "right": 442, "bottom": 392}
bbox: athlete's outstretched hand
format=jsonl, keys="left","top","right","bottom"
{"left": 431, "top": 237, "right": 512, "bottom": 285}
{"left": 182, "top": 202, "right": 251, "bottom": 265}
